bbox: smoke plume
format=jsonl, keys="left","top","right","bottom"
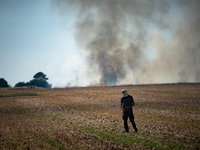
{"left": 53, "top": 0, "right": 200, "bottom": 85}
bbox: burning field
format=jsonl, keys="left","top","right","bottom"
{"left": 0, "top": 83, "right": 200, "bottom": 149}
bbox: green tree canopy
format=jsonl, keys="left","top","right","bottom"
{"left": 15, "top": 82, "right": 27, "bottom": 87}
{"left": 0, "top": 78, "right": 9, "bottom": 87}
{"left": 28, "top": 72, "right": 51, "bottom": 88}
{"left": 33, "top": 72, "right": 48, "bottom": 81}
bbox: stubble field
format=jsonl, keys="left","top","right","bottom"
{"left": 0, "top": 83, "right": 200, "bottom": 150}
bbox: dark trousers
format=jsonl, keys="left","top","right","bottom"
{"left": 123, "top": 111, "right": 137, "bottom": 132}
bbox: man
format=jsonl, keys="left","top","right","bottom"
{"left": 120, "top": 89, "right": 138, "bottom": 133}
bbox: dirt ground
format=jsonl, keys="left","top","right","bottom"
{"left": 0, "top": 83, "right": 200, "bottom": 150}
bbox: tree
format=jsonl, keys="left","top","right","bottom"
{"left": 0, "top": 78, "right": 9, "bottom": 87}
{"left": 28, "top": 72, "right": 51, "bottom": 88}
{"left": 33, "top": 72, "right": 48, "bottom": 80}
{"left": 15, "top": 82, "right": 27, "bottom": 87}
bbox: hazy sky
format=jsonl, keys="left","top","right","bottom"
{"left": 0, "top": 0, "right": 86, "bottom": 87}
{"left": 1, "top": 0, "right": 200, "bottom": 87}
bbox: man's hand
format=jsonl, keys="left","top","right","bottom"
{"left": 125, "top": 107, "right": 129, "bottom": 111}
{"left": 120, "top": 105, "right": 126, "bottom": 112}
{"left": 125, "top": 103, "right": 134, "bottom": 111}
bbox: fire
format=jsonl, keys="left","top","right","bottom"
{"left": 86, "top": 84, "right": 105, "bottom": 87}
{"left": 100, "top": 84, "right": 105, "bottom": 87}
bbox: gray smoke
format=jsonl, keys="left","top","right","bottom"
{"left": 53, "top": 0, "right": 200, "bottom": 85}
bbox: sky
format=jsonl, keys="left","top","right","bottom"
{"left": 0, "top": 0, "right": 200, "bottom": 87}
{"left": 0, "top": 0, "right": 87, "bottom": 87}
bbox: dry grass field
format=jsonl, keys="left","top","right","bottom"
{"left": 0, "top": 84, "right": 200, "bottom": 150}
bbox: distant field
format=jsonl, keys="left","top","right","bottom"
{"left": 0, "top": 84, "right": 200, "bottom": 149}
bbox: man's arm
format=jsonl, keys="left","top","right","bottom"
{"left": 120, "top": 102, "right": 124, "bottom": 110}
{"left": 120, "top": 102, "right": 126, "bottom": 112}
{"left": 125, "top": 102, "right": 134, "bottom": 111}
{"left": 120, "top": 99, "right": 124, "bottom": 110}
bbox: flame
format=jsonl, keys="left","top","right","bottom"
{"left": 86, "top": 84, "right": 105, "bottom": 87}
{"left": 100, "top": 84, "right": 105, "bottom": 87}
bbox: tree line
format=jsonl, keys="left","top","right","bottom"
{"left": 0, "top": 72, "right": 51, "bottom": 88}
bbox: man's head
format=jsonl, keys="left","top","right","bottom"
{"left": 122, "top": 89, "right": 128, "bottom": 97}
